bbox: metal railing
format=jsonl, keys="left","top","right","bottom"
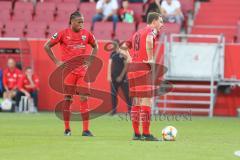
{"left": 152, "top": 34, "right": 225, "bottom": 117}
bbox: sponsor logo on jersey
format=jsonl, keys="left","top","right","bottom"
{"left": 82, "top": 35, "right": 87, "bottom": 41}
{"left": 52, "top": 33, "right": 58, "bottom": 39}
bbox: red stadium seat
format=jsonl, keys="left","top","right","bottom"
{"left": 201, "top": 1, "right": 240, "bottom": 6}
{"left": 137, "top": 22, "right": 148, "bottom": 30}
{"left": 93, "top": 22, "right": 113, "bottom": 40}
{"left": 195, "top": 12, "right": 240, "bottom": 26}
{"left": 194, "top": 1, "right": 240, "bottom": 26}
{"left": 79, "top": 3, "right": 96, "bottom": 22}
{"left": 115, "top": 23, "right": 135, "bottom": 40}
{"left": 44, "top": 0, "right": 78, "bottom": 3}
{"left": 57, "top": 3, "right": 78, "bottom": 11}
{"left": 35, "top": 2, "right": 56, "bottom": 12}
{"left": 178, "top": 0, "right": 194, "bottom": 14}
{"left": 56, "top": 2, "right": 78, "bottom": 11}
{"left": 12, "top": 10, "right": 33, "bottom": 22}
{"left": 55, "top": 3, "right": 79, "bottom": 22}
{"left": 54, "top": 11, "right": 70, "bottom": 22}
{"left": 189, "top": 0, "right": 240, "bottom": 43}
{"left": 26, "top": 22, "right": 47, "bottom": 38}
{"left": 138, "top": 22, "right": 181, "bottom": 34}
{"left": 47, "top": 22, "right": 69, "bottom": 37}
{"left": 34, "top": 2, "right": 56, "bottom": 22}
{"left": 237, "top": 21, "right": 240, "bottom": 43}
{"left": 0, "top": 1, "right": 12, "bottom": 9}
{"left": 83, "top": 22, "right": 91, "bottom": 31}
{"left": 161, "top": 23, "right": 181, "bottom": 34}
{"left": 44, "top": 0, "right": 63, "bottom": 2}
{"left": 3, "top": 21, "right": 25, "bottom": 38}
{"left": 0, "top": 10, "right": 11, "bottom": 23}
{"left": 129, "top": 3, "right": 143, "bottom": 22}
{"left": 190, "top": 25, "right": 237, "bottom": 43}
{"left": 34, "top": 11, "right": 55, "bottom": 23}
{"left": 14, "top": 1, "right": 34, "bottom": 11}
{"left": 63, "top": 0, "right": 79, "bottom": 3}
{"left": 0, "top": 22, "right": 3, "bottom": 37}
{"left": 13, "top": 2, "right": 34, "bottom": 22}
{"left": 138, "top": 22, "right": 181, "bottom": 41}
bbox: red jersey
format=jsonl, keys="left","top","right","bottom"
{"left": 50, "top": 28, "right": 96, "bottom": 61}
{"left": 129, "top": 26, "right": 158, "bottom": 62}
{"left": 50, "top": 28, "right": 96, "bottom": 74}
{"left": 3, "top": 68, "right": 22, "bottom": 90}
{"left": 18, "top": 74, "right": 40, "bottom": 92}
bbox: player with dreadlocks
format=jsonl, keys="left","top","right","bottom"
{"left": 44, "top": 11, "right": 98, "bottom": 137}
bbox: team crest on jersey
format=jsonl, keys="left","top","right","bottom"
{"left": 81, "top": 35, "right": 87, "bottom": 41}
{"left": 52, "top": 33, "right": 58, "bottom": 39}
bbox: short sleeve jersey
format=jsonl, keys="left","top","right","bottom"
{"left": 128, "top": 26, "right": 158, "bottom": 62}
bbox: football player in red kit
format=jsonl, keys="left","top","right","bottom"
{"left": 44, "top": 11, "right": 98, "bottom": 136}
{"left": 3, "top": 58, "right": 22, "bottom": 100}
{"left": 126, "top": 12, "right": 164, "bottom": 141}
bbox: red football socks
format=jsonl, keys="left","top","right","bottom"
{"left": 141, "top": 106, "right": 151, "bottom": 135}
{"left": 63, "top": 100, "right": 72, "bottom": 130}
{"left": 80, "top": 100, "right": 89, "bottom": 132}
{"left": 131, "top": 106, "right": 141, "bottom": 135}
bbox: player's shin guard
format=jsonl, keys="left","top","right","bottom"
{"left": 63, "top": 100, "right": 72, "bottom": 130}
{"left": 80, "top": 100, "right": 89, "bottom": 132}
{"left": 141, "top": 106, "right": 151, "bottom": 135}
{"left": 131, "top": 106, "right": 141, "bottom": 135}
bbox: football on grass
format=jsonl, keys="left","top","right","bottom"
{"left": 162, "top": 126, "right": 177, "bottom": 141}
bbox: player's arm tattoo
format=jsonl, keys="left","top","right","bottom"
{"left": 44, "top": 39, "right": 62, "bottom": 66}
{"left": 146, "top": 34, "right": 154, "bottom": 62}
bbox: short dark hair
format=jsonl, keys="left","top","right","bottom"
{"left": 147, "top": 12, "right": 161, "bottom": 24}
{"left": 69, "top": 11, "right": 83, "bottom": 24}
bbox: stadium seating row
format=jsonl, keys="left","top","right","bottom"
{"left": 0, "top": 1, "right": 182, "bottom": 39}
{"left": 0, "top": 20, "right": 181, "bottom": 40}
{"left": 0, "top": 0, "right": 195, "bottom": 23}
{"left": 191, "top": 0, "right": 240, "bottom": 43}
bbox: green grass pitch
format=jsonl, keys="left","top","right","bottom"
{"left": 0, "top": 112, "right": 239, "bottom": 160}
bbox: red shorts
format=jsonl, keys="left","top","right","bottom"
{"left": 64, "top": 72, "right": 90, "bottom": 95}
{"left": 128, "top": 62, "right": 162, "bottom": 98}
{"left": 128, "top": 71, "right": 156, "bottom": 98}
